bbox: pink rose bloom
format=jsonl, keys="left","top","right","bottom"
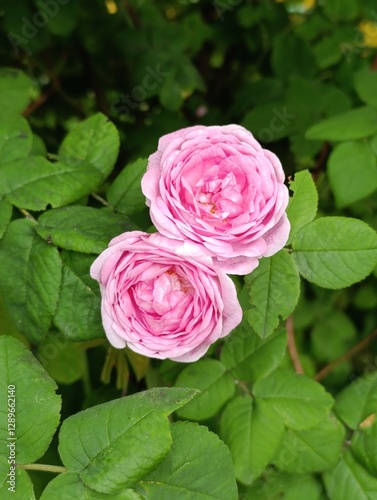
{"left": 142, "top": 124, "right": 290, "bottom": 275}
{"left": 90, "top": 231, "right": 242, "bottom": 362}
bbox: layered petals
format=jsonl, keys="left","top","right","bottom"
{"left": 141, "top": 124, "right": 290, "bottom": 274}
{"left": 90, "top": 232, "right": 242, "bottom": 362}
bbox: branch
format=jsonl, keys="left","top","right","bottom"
{"left": 18, "top": 208, "right": 37, "bottom": 223}
{"left": 23, "top": 87, "right": 54, "bottom": 117}
{"left": 286, "top": 315, "right": 304, "bottom": 375}
{"left": 90, "top": 192, "right": 110, "bottom": 207}
{"left": 18, "top": 463, "right": 66, "bottom": 474}
{"left": 315, "top": 328, "right": 377, "bottom": 382}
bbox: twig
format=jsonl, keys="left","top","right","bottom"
{"left": 18, "top": 463, "right": 66, "bottom": 474}
{"left": 315, "top": 328, "right": 377, "bottom": 382}
{"left": 23, "top": 87, "right": 54, "bottom": 117}
{"left": 286, "top": 315, "right": 304, "bottom": 375}
{"left": 90, "top": 192, "right": 110, "bottom": 207}
{"left": 18, "top": 208, "right": 37, "bottom": 223}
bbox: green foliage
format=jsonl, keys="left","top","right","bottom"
{"left": 0, "top": 219, "right": 62, "bottom": 343}
{"left": 0, "top": 68, "right": 35, "bottom": 117}
{"left": 292, "top": 217, "right": 377, "bottom": 289}
{"left": 58, "top": 388, "right": 198, "bottom": 493}
{"left": 58, "top": 113, "right": 120, "bottom": 179}
{"left": 107, "top": 159, "right": 148, "bottom": 216}
{"left": 220, "top": 322, "right": 287, "bottom": 382}
{"left": 135, "top": 422, "right": 238, "bottom": 499}
{"left": 220, "top": 395, "right": 285, "bottom": 485}
{"left": 271, "top": 415, "right": 345, "bottom": 473}
{"left": 0, "top": 115, "right": 32, "bottom": 163}
{"left": 174, "top": 359, "right": 235, "bottom": 421}
{"left": 253, "top": 369, "right": 333, "bottom": 430}
{"left": 323, "top": 450, "right": 377, "bottom": 500}
{"left": 0, "top": 337, "right": 61, "bottom": 463}
{"left": 286, "top": 170, "right": 318, "bottom": 244}
{"left": 334, "top": 372, "right": 377, "bottom": 429}
{"left": 306, "top": 107, "right": 377, "bottom": 141}
{"left": 1, "top": 0, "right": 377, "bottom": 498}
{"left": 244, "top": 250, "right": 300, "bottom": 339}
{"left": 37, "top": 206, "right": 133, "bottom": 254}
{"left": 0, "top": 156, "right": 104, "bottom": 210}
{"left": 327, "top": 142, "right": 377, "bottom": 208}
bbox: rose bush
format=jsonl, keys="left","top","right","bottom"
{"left": 90, "top": 231, "right": 242, "bottom": 362}
{"left": 142, "top": 124, "right": 290, "bottom": 275}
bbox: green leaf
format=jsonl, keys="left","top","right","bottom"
{"left": 323, "top": 450, "right": 377, "bottom": 500}
{"left": 253, "top": 368, "right": 333, "bottom": 430}
{"left": 37, "top": 335, "right": 86, "bottom": 384}
{"left": 135, "top": 421, "right": 238, "bottom": 500}
{"left": 244, "top": 250, "right": 300, "bottom": 339}
{"left": 327, "top": 142, "right": 377, "bottom": 208}
{"left": 0, "top": 115, "right": 32, "bottom": 164}
{"left": 0, "top": 468, "right": 35, "bottom": 499}
{"left": 352, "top": 420, "right": 377, "bottom": 477}
{"left": 0, "top": 336, "right": 61, "bottom": 463}
{"left": 40, "top": 472, "right": 141, "bottom": 500}
{"left": 0, "top": 201, "right": 12, "bottom": 240}
{"left": 0, "top": 219, "right": 62, "bottom": 343}
{"left": 37, "top": 206, "right": 134, "bottom": 254}
{"left": 272, "top": 415, "right": 345, "bottom": 473}
{"left": 292, "top": 217, "right": 377, "bottom": 289}
{"left": 58, "top": 388, "right": 198, "bottom": 494}
{"left": 334, "top": 372, "right": 377, "bottom": 429}
{"left": 220, "top": 395, "right": 284, "bottom": 485}
{"left": 0, "top": 156, "right": 104, "bottom": 210}
{"left": 305, "top": 107, "right": 377, "bottom": 141}
{"left": 59, "top": 113, "right": 120, "bottom": 179}
{"left": 354, "top": 68, "right": 377, "bottom": 108}
{"left": 30, "top": 134, "right": 47, "bottom": 157}
{"left": 107, "top": 158, "right": 148, "bottom": 215}
{"left": 286, "top": 170, "right": 318, "bottom": 244}
{"left": 240, "top": 473, "right": 325, "bottom": 500}
{"left": 59, "top": 250, "right": 99, "bottom": 290}
{"left": 174, "top": 359, "right": 235, "bottom": 421}
{"left": 53, "top": 261, "right": 104, "bottom": 341}
{"left": 220, "top": 321, "right": 287, "bottom": 383}
{"left": 0, "top": 68, "right": 35, "bottom": 117}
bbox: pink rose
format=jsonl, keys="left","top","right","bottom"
{"left": 142, "top": 124, "right": 290, "bottom": 275}
{"left": 90, "top": 231, "right": 242, "bottom": 362}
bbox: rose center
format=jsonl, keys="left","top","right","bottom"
{"left": 133, "top": 268, "right": 193, "bottom": 318}
{"left": 194, "top": 171, "right": 243, "bottom": 220}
